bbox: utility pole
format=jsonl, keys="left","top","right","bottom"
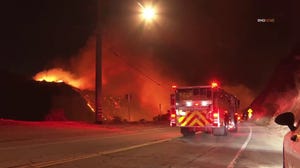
{"left": 95, "top": 0, "right": 104, "bottom": 124}
{"left": 95, "top": 1, "right": 157, "bottom": 124}
{"left": 126, "top": 94, "right": 131, "bottom": 121}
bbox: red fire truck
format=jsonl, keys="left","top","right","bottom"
{"left": 169, "top": 82, "right": 240, "bottom": 136}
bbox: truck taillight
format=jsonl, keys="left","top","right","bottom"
{"left": 213, "top": 112, "right": 219, "bottom": 126}
{"left": 169, "top": 108, "right": 176, "bottom": 127}
{"left": 170, "top": 108, "right": 176, "bottom": 119}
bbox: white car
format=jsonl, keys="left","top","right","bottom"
{"left": 275, "top": 112, "right": 300, "bottom": 168}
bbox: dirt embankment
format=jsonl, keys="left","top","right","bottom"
{"left": 251, "top": 52, "right": 300, "bottom": 125}
{"left": 0, "top": 70, "right": 94, "bottom": 122}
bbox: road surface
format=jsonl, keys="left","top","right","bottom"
{"left": 0, "top": 120, "right": 285, "bottom": 168}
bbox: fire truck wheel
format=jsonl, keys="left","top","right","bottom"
{"left": 170, "top": 123, "right": 176, "bottom": 127}
{"left": 232, "top": 124, "right": 238, "bottom": 132}
{"left": 212, "top": 126, "right": 227, "bottom": 136}
{"left": 180, "top": 127, "right": 195, "bottom": 137}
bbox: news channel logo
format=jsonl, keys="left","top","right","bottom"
{"left": 257, "top": 18, "right": 275, "bottom": 23}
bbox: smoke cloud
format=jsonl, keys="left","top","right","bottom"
{"left": 222, "top": 84, "right": 255, "bottom": 111}
{"left": 34, "top": 24, "right": 181, "bottom": 121}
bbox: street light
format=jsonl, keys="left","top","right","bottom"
{"left": 137, "top": 2, "right": 157, "bottom": 22}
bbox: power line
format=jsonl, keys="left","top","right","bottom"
{"left": 109, "top": 47, "right": 163, "bottom": 87}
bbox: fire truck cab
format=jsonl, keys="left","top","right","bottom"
{"left": 170, "top": 83, "right": 240, "bottom": 136}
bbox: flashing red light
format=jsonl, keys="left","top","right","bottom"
{"left": 172, "top": 85, "right": 177, "bottom": 89}
{"left": 211, "top": 82, "right": 218, "bottom": 88}
{"left": 212, "top": 112, "right": 219, "bottom": 126}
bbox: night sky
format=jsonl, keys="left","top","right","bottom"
{"left": 1, "top": 0, "right": 299, "bottom": 95}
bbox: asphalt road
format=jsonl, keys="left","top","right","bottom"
{"left": 0, "top": 121, "right": 283, "bottom": 168}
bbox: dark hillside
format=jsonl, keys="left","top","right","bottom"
{"left": 251, "top": 51, "right": 300, "bottom": 124}
{"left": 0, "top": 70, "right": 94, "bottom": 122}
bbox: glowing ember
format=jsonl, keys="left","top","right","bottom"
{"left": 87, "top": 103, "right": 95, "bottom": 112}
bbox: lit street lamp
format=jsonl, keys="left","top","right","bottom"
{"left": 137, "top": 2, "right": 157, "bottom": 22}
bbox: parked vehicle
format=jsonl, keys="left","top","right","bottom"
{"left": 275, "top": 112, "right": 300, "bottom": 168}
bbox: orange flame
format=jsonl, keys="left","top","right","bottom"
{"left": 33, "top": 68, "right": 97, "bottom": 113}
{"left": 33, "top": 68, "right": 85, "bottom": 89}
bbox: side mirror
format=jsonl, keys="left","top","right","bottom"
{"left": 275, "top": 112, "right": 296, "bottom": 131}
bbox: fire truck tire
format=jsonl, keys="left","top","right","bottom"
{"left": 232, "top": 124, "right": 238, "bottom": 132}
{"left": 170, "top": 123, "right": 176, "bottom": 127}
{"left": 204, "top": 126, "right": 211, "bottom": 133}
{"left": 180, "top": 127, "right": 195, "bottom": 136}
{"left": 212, "top": 126, "right": 227, "bottom": 136}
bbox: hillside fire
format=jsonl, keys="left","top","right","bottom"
{"left": 33, "top": 68, "right": 84, "bottom": 89}
{"left": 33, "top": 68, "right": 97, "bottom": 116}
{"left": 31, "top": 35, "right": 176, "bottom": 122}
